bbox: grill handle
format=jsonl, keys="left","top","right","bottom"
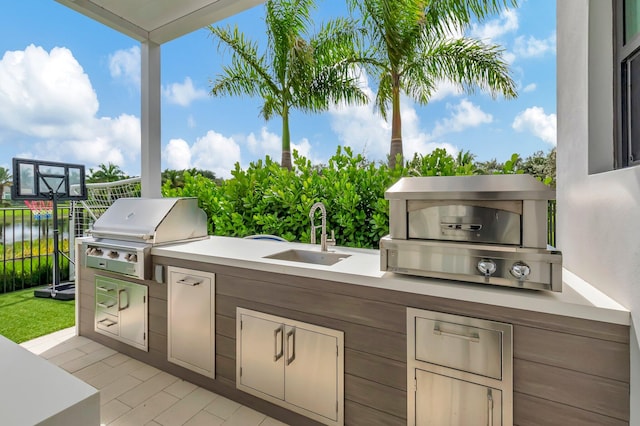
{"left": 88, "top": 230, "right": 153, "bottom": 240}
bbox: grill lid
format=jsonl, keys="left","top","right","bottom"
{"left": 385, "top": 175, "right": 555, "bottom": 201}
{"left": 89, "top": 197, "right": 208, "bottom": 244}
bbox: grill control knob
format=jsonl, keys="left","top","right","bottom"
{"left": 108, "top": 251, "right": 119, "bottom": 259}
{"left": 128, "top": 254, "right": 137, "bottom": 263}
{"left": 477, "top": 259, "right": 497, "bottom": 277}
{"left": 510, "top": 262, "right": 531, "bottom": 280}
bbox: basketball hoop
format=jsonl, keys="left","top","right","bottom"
{"left": 24, "top": 200, "right": 53, "bottom": 220}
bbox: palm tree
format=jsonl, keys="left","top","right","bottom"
{"left": 347, "top": 0, "right": 518, "bottom": 169}
{"left": 208, "top": 0, "right": 368, "bottom": 169}
{"left": 87, "top": 163, "right": 127, "bottom": 183}
{"left": 0, "top": 167, "right": 12, "bottom": 202}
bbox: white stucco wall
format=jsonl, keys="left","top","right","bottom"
{"left": 557, "top": 0, "right": 640, "bottom": 422}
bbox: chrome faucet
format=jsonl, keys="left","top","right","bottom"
{"left": 309, "top": 202, "right": 335, "bottom": 251}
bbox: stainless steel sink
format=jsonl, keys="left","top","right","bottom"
{"left": 264, "top": 249, "right": 351, "bottom": 266}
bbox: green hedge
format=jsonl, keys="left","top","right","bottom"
{"left": 162, "top": 147, "right": 511, "bottom": 249}
{"left": 0, "top": 256, "right": 70, "bottom": 294}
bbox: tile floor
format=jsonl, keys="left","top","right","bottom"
{"left": 20, "top": 328, "right": 288, "bottom": 426}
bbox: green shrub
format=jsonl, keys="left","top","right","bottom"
{"left": 0, "top": 256, "right": 70, "bottom": 294}
{"left": 162, "top": 147, "right": 539, "bottom": 249}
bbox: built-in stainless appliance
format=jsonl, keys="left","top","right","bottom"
{"left": 82, "top": 197, "right": 208, "bottom": 280}
{"left": 407, "top": 308, "right": 513, "bottom": 426}
{"left": 95, "top": 274, "right": 148, "bottom": 351}
{"left": 380, "top": 175, "right": 562, "bottom": 291}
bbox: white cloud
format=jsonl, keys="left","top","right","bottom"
{"left": 163, "top": 131, "right": 241, "bottom": 178}
{"left": 512, "top": 106, "right": 557, "bottom": 145}
{"left": 523, "top": 83, "right": 537, "bottom": 92}
{"left": 431, "top": 99, "right": 493, "bottom": 137}
{"left": 164, "top": 138, "right": 192, "bottom": 170}
{"left": 109, "top": 46, "right": 140, "bottom": 86}
{"left": 470, "top": 9, "right": 519, "bottom": 42}
{"left": 163, "top": 77, "right": 208, "bottom": 107}
{"left": 0, "top": 45, "right": 141, "bottom": 174}
{"left": 513, "top": 32, "right": 557, "bottom": 58}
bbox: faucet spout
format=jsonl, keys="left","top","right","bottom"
{"left": 309, "top": 202, "right": 328, "bottom": 251}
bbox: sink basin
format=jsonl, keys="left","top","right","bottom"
{"left": 264, "top": 249, "right": 351, "bottom": 266}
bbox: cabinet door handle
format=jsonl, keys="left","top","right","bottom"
{"left": 286, "top": 328, "right": 296, "bottom": 365}
{"left": 118, "top": 289, "right": 129, "bottom": 311}
{"left": 97, "top": 301, "right": 116, "bottom": 309}
{"left": 433, "top": 323, "right": 480, "bottom": 343}
{"left": 177, "top": 277, "right": 202, "bottom": 286}
{"left": 274, "top": 326, "right": 284, "bottom": 361}
{"left": 487, "top": 389, "right": 494, "bottom": 426}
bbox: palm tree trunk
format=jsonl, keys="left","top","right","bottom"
{"left": 389, "top": 75, "right": 403, "bottom": 169}
{"left": 281, "top": 106, "right": 292, "bottom": 170}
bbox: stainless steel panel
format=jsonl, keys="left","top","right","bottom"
{"left": 380, "top": 236, "right": 562, "bottom": 292}
{"left": 94, "top": 275, "right": 148, "bottom": 351}
{"left": 238, "top": 312, "right": 285, "bottom": 400}
{"left": 415, "top": 317, "right": 502, "bottom": 379}
{"left": 385, "top": 175, "right": 555, "bottom": 201}
{"left": 407, "top": 308, "right": 513, "bottom": 426}
{"left": 236, "top": 308, "right": 344, "bottom": 426}
{"left": 167, "top": 267, "right": 215, "bottom": 378}
{"left": 415, "top": 369, "right": 502, "bottom": 426}
{"left": 118, "top": 280, "right": 148, "bottom": 350}
{"left": 408, "top": 204, "right": 521, "bottom": 246}
{"left": 285, "top": 325, "right": 339, "bottom": 422}
{"left": 89, "top": 197, "right": 207, "bottom": 244}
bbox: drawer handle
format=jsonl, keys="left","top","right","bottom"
{"left": 96, "top": 285, "right": 114, "bottom": 292}
{"left": 97, "top": 301, "right": 116, "bottom": 309}
{"left": 433, "top": 323, "right": 480, "bottom": 343}
{"left": 97, "top": 318, "right": 117, "bottom": 327}
{"left": 177, "top": 277, "right": 203, "bottom": 286}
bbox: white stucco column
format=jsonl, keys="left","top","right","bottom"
{"left": 141, "top": 41, "right": 162, "bottom": 198}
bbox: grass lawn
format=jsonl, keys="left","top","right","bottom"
{"left": 0, "top": 287, "right": 74, "bottom": 343}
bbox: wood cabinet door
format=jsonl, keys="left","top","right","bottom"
{"left": 284, "top": 325, "right": 339, "bottom": 422}
{"left": 238, "top": 313, "right": 285, "bottom": 400}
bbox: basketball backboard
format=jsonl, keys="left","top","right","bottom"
{"left": 12, "top": 158, "right": 87, "bottom": 201}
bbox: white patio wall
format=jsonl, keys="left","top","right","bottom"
{"left": 557, "top": 0, "right": 639, "bottom": 422}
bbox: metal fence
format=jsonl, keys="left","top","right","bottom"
{"left": 0, "top": 207, "right": 72, "bottom": 294}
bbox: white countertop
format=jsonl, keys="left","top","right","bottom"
{"left": 152, "top": 236, "right": 630, "bottom": 326}
{"left": 0, "top": 335, "right": 99, "bottom": 425}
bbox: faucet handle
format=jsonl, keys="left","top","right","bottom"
{"left": 327, "top": 230, "right": 336, "bottom": 246}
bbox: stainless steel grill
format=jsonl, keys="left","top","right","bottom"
{"left": 380, "top": 175, "right": 562, "bottom": 291}
{"left": 82, "top": 197, "right": 208, "bottom": 280}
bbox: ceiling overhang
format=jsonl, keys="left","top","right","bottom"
{"left": 55, "top": 0, "right": 264, "bottom": 44}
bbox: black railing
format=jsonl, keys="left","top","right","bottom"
{"left": 0, "top": 207, "right": 72, "bottom": 294}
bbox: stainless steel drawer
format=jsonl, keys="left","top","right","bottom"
{"left": 96, "top": 293, "right": 118, "bottom": 316}
{"left": 415, "top": 316, "right": 502, "bottom": 380}
{"left": 96, "top": 312, "right": 118, "bottom": 335}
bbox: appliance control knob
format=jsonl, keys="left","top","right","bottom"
{"left": 94, "top": 248, "right": 103, "bottom": 255}
{"left": 108, "top": 251, "right": 119, "bottom": 259}
{"left": 477, "top": 259, "right": 497, "bottom": 277}
{"left": 129, "top": 254, "right": 137, "bottom": 262}
{"left": 510, "top": 262, "right": 531, "bottom": 280}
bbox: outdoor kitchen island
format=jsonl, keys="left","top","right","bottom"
{"left": 76, "top": 236, "right": 631, "bottom": 426}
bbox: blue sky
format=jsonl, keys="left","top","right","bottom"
{"left": 0, "top": 1, "right": 556, "bottom": 179}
